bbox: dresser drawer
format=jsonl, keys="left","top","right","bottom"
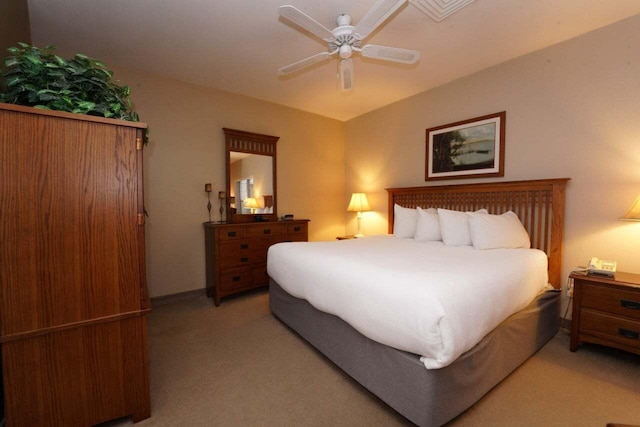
{"left": 216, "top": 227, "right": 246, "bottom": 240}
{"left": 219, "top": 268, "right": 253, "bottom": 292}
{"left": 580, "top": 282, "right": 640, "bottom": 320}
{"left": 580, "top": 309, "right": 640, "bottom": 349}
{"left": 287, "top": 222, "right": 307, "bottom": 235}
{"left": 219, "top": 239, "right": 269, "bottom": 267}
{"left": 245, "top": 223, "right": 287, "bottom": 238}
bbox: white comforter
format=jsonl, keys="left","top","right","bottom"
{"left": 267, "top": 235, "right": 549, "bottom": 369}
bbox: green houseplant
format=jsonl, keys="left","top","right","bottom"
{"left": 0, "top": 43, "right": 147, "bottom": 140}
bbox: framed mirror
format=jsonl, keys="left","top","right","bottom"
{"left": 223, "top": 128, "right": 278, "bottom": 223}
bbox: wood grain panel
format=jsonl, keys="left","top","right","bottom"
{"left": 581, "top": 283, "right": 640, "bottom": 320}
{"left": 204, "top": 220, "right": 309, "bottom": 305}
{"left": 0, "top": 109, "right": 141, "bottom": 335}
{"left": 2, "top": 317, "right": 149, "bottom": 426}
{"left": 0, "top": 103, "right": 150, "bottom": 425}
{"left": 580, "top": 309, "right": 640, "bottom": 350}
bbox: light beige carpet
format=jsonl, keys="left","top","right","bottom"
{"left": 104, "top": 290, "right": 640, "bottom": 427}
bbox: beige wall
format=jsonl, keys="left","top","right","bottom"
{"left": 107, "top": 66, "right": 345, "bottom": 297}
{"left": 345, "top": 14, "right": 640, "bottom": 288}
{"left": 0, "top": 0, "right": 30, "bottom": 56}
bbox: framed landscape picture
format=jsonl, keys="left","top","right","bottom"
{"left": 425, "top": 111, "right": 506, "bottom": 181}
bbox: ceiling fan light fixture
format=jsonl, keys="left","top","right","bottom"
{"left": 339, "top": 44, "right": 353, "bottom": 59}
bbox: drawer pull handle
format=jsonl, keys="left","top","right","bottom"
{"left": 228, "top": 231, "right": 236, "bottom": 237}
{"left": 618, "top": 328, "right": 639, "bottom": 340}
{"left": 240, "top": 257, "right": 249, "bottom": 263}
{"left": 232, "top": 276, "right": 241, "bottom": 282}
{"left": 621, "top": 299, "right": 640, "bottom": 310}
{"left": 263, "top": 229, "right": 271, "bottom": 234}
{"left": 294, "top": 227, "right": 300, "bottom": 232}
{"left": 240, "top": 244, "right": 249, "bottom": 249}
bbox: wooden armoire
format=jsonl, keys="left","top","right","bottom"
{"left": 0, "top": 103, "right": 151, "bottom": 425}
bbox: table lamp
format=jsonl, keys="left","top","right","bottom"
{"left": 347, "top": 192, "right": 371, "bottom": 238}
{"left": 621, "top": 195, "right": 640, "bottom": 221}
{"left": 244, "top": 197, "right": 260, "bottom": 214}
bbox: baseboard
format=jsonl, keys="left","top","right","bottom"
{"left": 150, "top": 288, "right": 205, "bottom": 306}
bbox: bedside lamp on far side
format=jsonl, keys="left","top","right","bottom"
{"left": 347, "top": 192, "right": 371, "bottom": 238}
{"left": 244, "top": 197, "right": 260, "bottom": 214}
{"left": 621, "top": 195, "right": 640, "bottom": 221}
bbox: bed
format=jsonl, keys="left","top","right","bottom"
{"left": 268, "top": 178, "right": 569, "bottom": 426}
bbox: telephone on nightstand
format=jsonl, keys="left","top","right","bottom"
{"left": 588, "top": 257, "right": 617, "bottom": 276}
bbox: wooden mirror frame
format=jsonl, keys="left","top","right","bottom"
{"left": 223, "top": 128, "right": 278, "bottom": 223}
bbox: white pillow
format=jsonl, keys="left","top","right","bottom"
{"left": 469, "top": 211, "right": 531, "bottom": 250}
{"left": 415, "top": 207, "right": 441, "bottom": 241}
{"left": 393, "top": 204, "right": 418, "bottom": 238}
{"left": 438, "top": 208, "right": 488, "bottom": 246}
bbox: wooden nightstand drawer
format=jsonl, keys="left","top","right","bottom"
{"left": 580, "top": 309, "right": 640, "bottom": 349}
{"left": 581, "top": 283, "right": 640, "bottom": 320}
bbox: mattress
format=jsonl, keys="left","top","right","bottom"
{"left": 267, "top": 235, "right": 549, "bottom": 369}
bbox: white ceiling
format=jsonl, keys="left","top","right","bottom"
{"left": 27, "top": 0, "right": 640, "bottom": 121}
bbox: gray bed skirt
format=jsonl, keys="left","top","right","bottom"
{"left": 269, "top": 279, "right": 561, "bottom": 426}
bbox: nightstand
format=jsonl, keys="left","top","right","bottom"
{"left": 570, "top": 271, "right": 640, "bottom": 355}
{"left": 336, "top": 235, "right": 356, "bottom": 240}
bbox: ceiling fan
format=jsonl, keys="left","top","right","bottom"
{"left": 278, "top": 0, "right": 420, "bottom": 91}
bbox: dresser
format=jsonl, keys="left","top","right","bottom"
{"left": 570, "top": 271, "right": 640, "bottom": 355}
{"left": 0, "top": 103, "right": 150, "bottom": 425}
{"left": 204, "top": 220, "right": 309, "bottom": 305}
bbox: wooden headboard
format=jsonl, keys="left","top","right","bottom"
{"left": 386, "top": 178, "right": 570, "bottom": 288}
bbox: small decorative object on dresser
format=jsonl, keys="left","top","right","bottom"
{"left": 205, "top": 183, "right": 213, "bottom": 222}
{"left": 570, "top": 271, "right": 640, "bottom": 355}
{"left": 218, "top": 191, "right": 226, "bottom": 222}
{"left": 204, "top": 220, "right": 309, "bottom": 306}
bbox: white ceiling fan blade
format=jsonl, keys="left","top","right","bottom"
{"left": 355, "top": 0, "right": 407, "bottom": 39}
{"left": 278, "top": 51, "right": 334, "bottom": 75}
{"left": 279, "top": 5, "right": 334, "bottom": 42}
{"left": 361, "top": 44, "right": 420, "bottom": 64}
{"left": 339, "top": 59, "right": 354, "bottom": 91}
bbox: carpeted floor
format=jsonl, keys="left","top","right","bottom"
{"left": 105, "top": 290, "right": 640, "bottom": 427}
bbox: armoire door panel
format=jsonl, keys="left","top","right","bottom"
{"left": 0, "top": 112, "right": 142, "bottom": 335}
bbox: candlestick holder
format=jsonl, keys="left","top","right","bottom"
{"left": 204, "top": 183, "right": 212, "bottom": 222}
{"left": 218, "top": 191, "right": 226, "bottom": 222}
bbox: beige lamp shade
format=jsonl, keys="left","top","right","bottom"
{"left": 347, "top": 193, "right": 371, "bottom": 212}
{"left": 243, "top": 197, "right": 260, "bottom": 209}
{"left": 621, "top": 195, "right": 640, "bottom": 221}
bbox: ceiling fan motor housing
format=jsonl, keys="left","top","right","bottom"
{"left": 329, "top": 18, "right": 362, "bottom": 59}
